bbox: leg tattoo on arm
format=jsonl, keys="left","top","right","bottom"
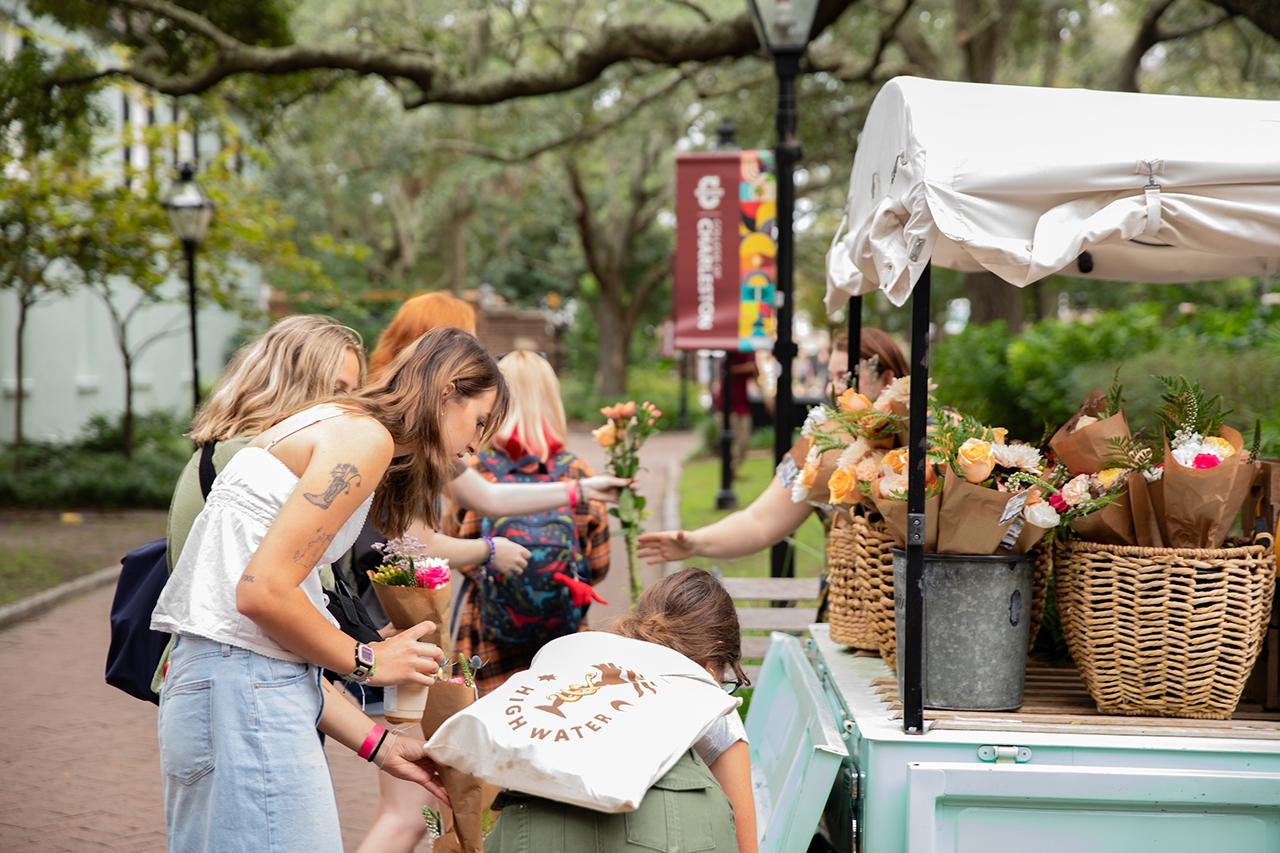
{"left": 294, "top": 526, "right": 336, "bottom": 567}
{"left": 304, "top": 463, "right": 362, "bottom": 509}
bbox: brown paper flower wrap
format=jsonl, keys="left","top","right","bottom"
{"left": 787, "top": 427, "right": 854, "bottom": 510}
{"left": 1125, "top": 471, "right": 1164, "bottom": 547}
{"left": 368, "top": 573, "right": 451, "bottom": 658}
{"left": 1050, "top": 393, "right": 1131, "bottom": 477}
{"left": 421, "top": 680, "right": 488, "bottom": 853}
{"left": 936, "top": 466, "right": 1018, "bottom": 555}
{"left": 871, "top": 475, "right": 939, "bottom": 551}
{"left": 1066, "top": 484, "right": 1137, "bottom": 546}
{"left": 1160, "top": 426, "right": 1260, "bottom": 549}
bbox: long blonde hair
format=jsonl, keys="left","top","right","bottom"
{"left": 337, "top": 327, "right": 509, "bottom": 537}
{"left": 189, "top": 315, "right": 365, "bottom": 445}
{"left": 369, "top": 292, "right": 477, "bottom": 380}
{"left": 492, "top": 351, "right": 566, "bottom": 461}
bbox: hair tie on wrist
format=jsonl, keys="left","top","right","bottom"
{"left": 483, "top": 535, "right": 496, "bottom": 570}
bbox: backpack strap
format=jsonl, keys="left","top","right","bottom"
{"left": 198, "top": 441, "right": 217, "bottom": 499}
{"left": 546, "top": 452, "right": 578, "bottom": 482}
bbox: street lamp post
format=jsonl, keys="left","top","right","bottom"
{"left": 162, "top": 163, "right": 214, "bottom": 411}
{"left": 746, "top": 0, "right": 819, "bottom": 578}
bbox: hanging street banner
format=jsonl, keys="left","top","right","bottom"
{"left": 673, "top": 150, "right": 778, "bottom": 351}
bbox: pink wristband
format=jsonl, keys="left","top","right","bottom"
{"left": 358, "top": 724, "right": 386, "bottom": 761}
{"left": 565, "top": 481, "right": 577, "bottom": 508}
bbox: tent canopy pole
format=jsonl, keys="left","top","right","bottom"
{"left": 903, "top": 262, "right": 931, "bottom": 734}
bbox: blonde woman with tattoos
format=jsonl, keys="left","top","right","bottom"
{"left": 151, "top": 327, "right": 508, "bottom": 853}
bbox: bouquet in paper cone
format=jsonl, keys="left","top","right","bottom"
{"left": 786, "top": 377, "right": 912, "bottom": 512}
{"left": 420, "top": 657, "right": 495, "bottom": 853}
{"left": 1147, "top": 375, "right": 1261, "bottom": 549}
{"left": 926, "top": 405, "right": 1053, "bottom": 555}
{"left": 367, "top": 537, "right": 451, "bottom": 657}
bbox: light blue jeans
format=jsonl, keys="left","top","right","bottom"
{"left": 158, "top": 636, "right": 341, "bottom": 853}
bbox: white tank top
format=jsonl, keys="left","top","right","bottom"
{"left": 152, "top": 405, "right": 376, "bottom": 662}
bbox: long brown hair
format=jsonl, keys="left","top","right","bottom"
{"left": 189, "top": 315, "right": 365, "bottom": 444}
{"left": 315, "top": 327, "right": 508, "bottom": 537}
{"left": 834, "top": 327, "right": 909, "bottom": 381}
{"left": 611, "top": 567, "right": 749, "bottom": 689}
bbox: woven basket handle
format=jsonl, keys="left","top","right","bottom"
{"left": 1254, "top": 529, "right": 1275, "bottom": 555}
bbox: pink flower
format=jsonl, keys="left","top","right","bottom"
{"left": 1048, "top": 493, "right": 1068, "bottom": 512}
{"left": 1060, "top": 474, "right": 1092, "bottom": 506}
{"left": 415, "top": 565, "right": 450, "bottom": 589}
{"left": 619, "top": 401, "right": 637, "bottom": 418}
{"left": 1193, "top": 453, "right": 1221, "bottom": 470}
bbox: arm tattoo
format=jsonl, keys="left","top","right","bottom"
{"left": 304, "top": 463, "right": 362, "bottom": 509}
{"left": 240, "top": 575, "right": 255, "bottom": 583}
{"left": 294, "top": 526, "right": 336, "bottom": 567}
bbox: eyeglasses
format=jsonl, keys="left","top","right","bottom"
{"left": 496, "top": 350, "right": 548, "bottom": 361}
{"left": 721, "top": 677, "right": 746, "bottom": 695}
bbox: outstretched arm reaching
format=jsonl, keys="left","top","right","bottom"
{"left": 637, "top": 475, "right": 812, "bottom": 564}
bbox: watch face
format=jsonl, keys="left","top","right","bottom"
{"left": 357, "top": 644, "right": 375, "bottom": 667}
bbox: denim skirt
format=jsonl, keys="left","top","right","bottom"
{"left": 157, "top": 636, "right": 341, "bottom": 853}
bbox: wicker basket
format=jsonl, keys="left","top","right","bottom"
{"left": 826, "top": 512, "right": 895, "bottom": 651}
{"left": 1055, "top": 536, "right": 1276, "bottom": 719}
{"left": 881, "top": 540, "right": 1053, "bottom": 671}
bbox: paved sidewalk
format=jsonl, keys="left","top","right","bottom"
{"left": 0, "top": 428, "right": 698, "bottom": 852}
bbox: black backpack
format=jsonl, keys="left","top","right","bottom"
{"left": 105, "top": 443, "right": 383, "bottom": 703}
{"left": 104, "top": 443, "right": 217, "bottom": 704}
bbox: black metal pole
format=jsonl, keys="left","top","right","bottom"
{"left": 677, "top": 351, "right": 691, "bottom": 430}
{"left": 769, "top": 49, "right": 802, "bottom": 580}
{"left": 716, "top": 353, "right": 738, "bottom": 509}
{"left": 184, "top": 237, "right": 201, "bottom": 410}
{"left": 847, "top": 295, "right": 863, "bottom": 393}
{"left": 903, "top": 263, "right": 932, "bottom": 734}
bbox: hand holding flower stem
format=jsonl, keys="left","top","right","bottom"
{"left": 593, "top": 400, "right": 661, "bottom": 603}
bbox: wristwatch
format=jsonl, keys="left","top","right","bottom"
{"left": 349, "top": 643, "right": 376, "bottom": 682}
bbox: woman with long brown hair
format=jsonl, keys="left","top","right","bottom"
{"left": 152, "top": 327, "right": 507, "bottom": 853}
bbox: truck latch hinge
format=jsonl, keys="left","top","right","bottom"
{"left": 977, "top": 745, "right": 1033, "bottom": 764}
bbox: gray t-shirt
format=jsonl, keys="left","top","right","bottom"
{"left": 694, "top": 709, "right": 748, "bottom": 768}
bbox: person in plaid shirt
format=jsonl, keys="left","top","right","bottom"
{"left": 443, "top": 350, "right": 612, "bottom": 697}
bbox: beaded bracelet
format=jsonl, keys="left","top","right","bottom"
{"left": 482, "top": 534, "right": 496, "bottom": 570}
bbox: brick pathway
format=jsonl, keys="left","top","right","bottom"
{"left": 0, "top": 428, "right": 698, "bottom": 852}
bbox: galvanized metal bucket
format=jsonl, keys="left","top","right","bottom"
{"left": 892, "top": 549, "right": 1034, "bottom": 711}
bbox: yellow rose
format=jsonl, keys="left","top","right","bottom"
{"left": 828, "top": 467, "right": 857, "bottom": 505}
{"left": 1203, "top": 435, "right": 1236, "bottom": 460}
{"left": 957, "top": 437, "right": 995, "bottom": 484}
{"left": 592, "top": 422, "right": 617, "bottom": 448}
{"left": 838, "top": 388, "right": 872, "bottom": 413}
{"left": 1094, "top": 467, "right": 1126, "bottom": 492}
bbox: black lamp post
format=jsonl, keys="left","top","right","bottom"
{"left": 714, "top": 119, "right": 741, "bottom": 511}
{"left": 162, "top": 162, "right": 214, "bottom": 411}
{"left": 746, "top": 0, "right": 819, "bottom": 578}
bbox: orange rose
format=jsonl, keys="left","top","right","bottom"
{"left": 882, "top": 447, "right": 909, "bottom": 475}
{"left": 600, "top": 404, "right": 621, "bottom": 419}
{"left": 828, "top": 467, "right": 857, "bottom": 505}
{"left": 800, "top": 456, "right": 820, "bottom": 490}
{"left": 957, "top": 437, "right": 994, "bottom": 484}
{"left": 838, "top": 388, "right": 872, "bottom": 413}
{"left": 619, "top": 401, "right": 637, "bottom": 418}
{"left": 592, "top": 423, "right": 617, "bottom": 448}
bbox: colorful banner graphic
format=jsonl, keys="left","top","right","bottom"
{"left": 673, "top": 151, "right": 777, "bottom": 351}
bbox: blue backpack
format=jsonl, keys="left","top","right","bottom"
{"left": 473, "top": 450, "right": 591, "bottom": 646}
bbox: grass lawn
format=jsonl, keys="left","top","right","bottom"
{"left": 678, "top": 450, "right": 828, "bottom": 580}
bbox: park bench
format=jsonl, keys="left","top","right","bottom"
{"left": 717, "top": 575, "right": 821, "bottom": 683}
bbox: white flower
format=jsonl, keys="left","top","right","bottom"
{"left": 1023, "top": 501, "right": 1060, "bottom": 528}
{"left": 1143, "top": 465, "right": 1164, "bottom": 483}
{"left": 992, "top": 443, "right": 1043, "bottom": 471}
{"left": 1072, "top": 414, "right": 1098, "bottom": 433}
{"left": 800, "top": 406, "right": 830, "bottom": 438}
{"left": 791, "top": 479, "right": 811, "bottom": 502}
{"left": 1170, "top": 441, "right": 1205, "bottom": 468}
{"left": 837, "top": 437, "right": 872, "bottom": 469}
{"left": 876, "top": 375, "right": 912, "bottom": 407}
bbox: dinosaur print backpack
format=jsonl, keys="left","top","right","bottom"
{"left": 474, "top": 450, "right": 591, "bottom": 646}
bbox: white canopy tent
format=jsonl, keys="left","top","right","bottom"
{"left": 825, "top": 76, "right": 1280, "bottom": 311}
